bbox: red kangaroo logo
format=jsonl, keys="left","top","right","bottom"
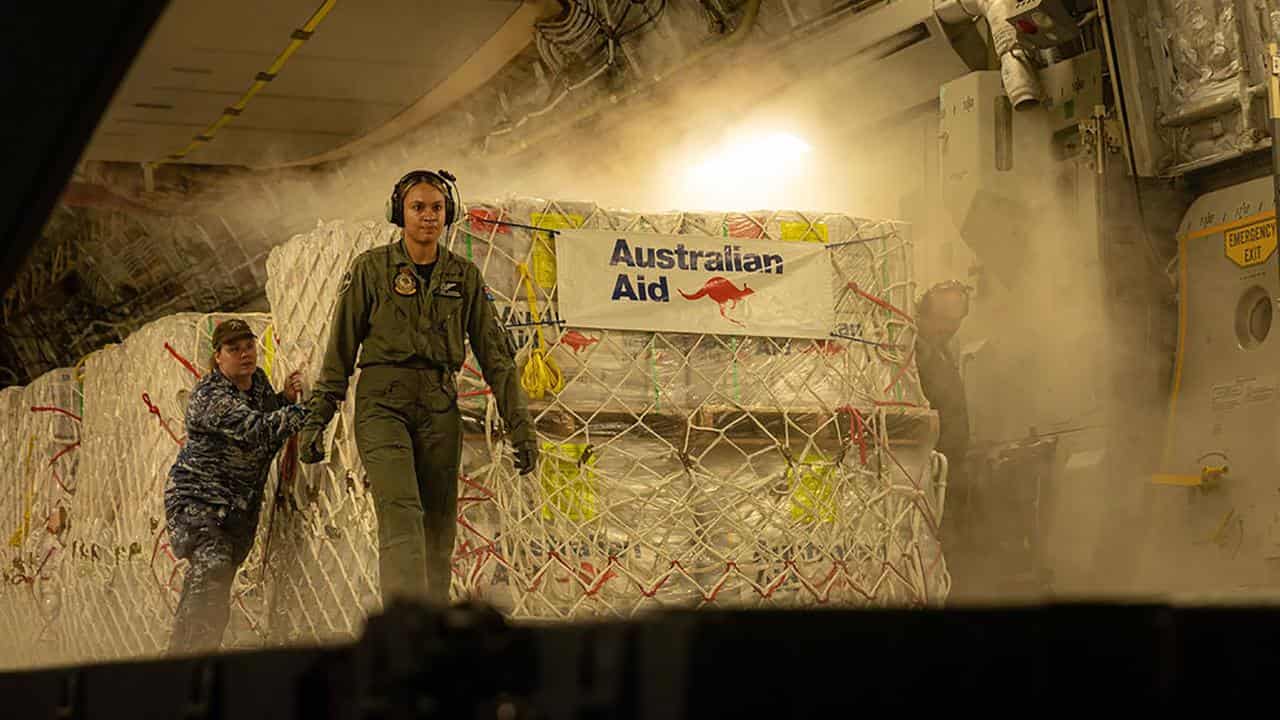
{"left": 558, "top": 330, "right": 599, "bottom": 353}
{"left": 678, "top": 276, "right": 754, "bottom": 326}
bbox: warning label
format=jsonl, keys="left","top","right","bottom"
{"left": 1224, "top": 218, "right": 1277, "bottom": 268}
{"left": 1211, "top": 375, "right": 1278, "bottom": 414}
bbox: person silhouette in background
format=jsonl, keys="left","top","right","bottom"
{"left": 913, "top": 281, "right": 974, "bottom": 584}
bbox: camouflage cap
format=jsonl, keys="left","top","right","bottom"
{"left": 210, "top": 318, "right": 256, "bottom": 350}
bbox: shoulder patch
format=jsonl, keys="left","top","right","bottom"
{"left": 484, "top": 285, "right": 495, "bottom": 301}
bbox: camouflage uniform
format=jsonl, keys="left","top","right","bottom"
{"left": 165, "top": 367, "right": 308, "bottom": 653}
{"left": 301, "top": 237, "right": 534, "bottom": 605}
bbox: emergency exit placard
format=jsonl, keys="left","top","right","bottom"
{"left": 1224, "top": 217, "right": 1276, "bottom": 268}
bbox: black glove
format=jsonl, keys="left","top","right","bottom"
{"left": 514, "top": 443, "right": 538, "bottom": 475}
{"left": 298, "top": 393, "right": 338, "bottom": 465}
{"left": 299, "top": 428, "right": 325, "bottom": 464}
{"left": 307, "top": 393, "right": 338, "bottom": 427}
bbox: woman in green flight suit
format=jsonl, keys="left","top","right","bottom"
{"left": 299, "top": 170, "right": 537, "bottom": 605}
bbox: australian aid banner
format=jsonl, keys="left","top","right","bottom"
{"left": 555, "top": 229, "right": 835, "bottom": 338}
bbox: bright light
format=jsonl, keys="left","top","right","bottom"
{"left": 679, "top": 131, "right": 813, "bottom": 211}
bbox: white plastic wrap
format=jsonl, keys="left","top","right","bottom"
{"left": 0, "top": 374, "right": 79, "bottom": 670}
{"left": 50, "top": 313, "right": 283, "bottom": 664}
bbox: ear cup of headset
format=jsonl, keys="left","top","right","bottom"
{"left": 436, "top": 169, "right": 459, "bottom": 226}
{"left": 387, "top": 174, "right": 409, "bottom": 227}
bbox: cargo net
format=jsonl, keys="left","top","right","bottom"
{"left": 0, "top": 313, "right": 303, "bottom": 669}
{"left": 263, "top": 221, "right": 389, "bottom": 645}
{"left": 0, "top": 198, "right": 947, "bottom": 671}
{"left": 266, "top": 197, "right": 948, "bottom": 627}
{"left": 0, "top": 373, "right": 80, "bottom": 670}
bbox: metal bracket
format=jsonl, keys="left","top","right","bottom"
{"left": 1080, "top": 106, "right": 1109, "bottom": 175}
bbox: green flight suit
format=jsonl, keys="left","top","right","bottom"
{"left": 304, "top": 236, "right": 533, "bottom": 605}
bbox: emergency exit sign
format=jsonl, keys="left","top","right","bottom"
{"left": 1225, "top": 217, "right": 1277, "bottom": 268}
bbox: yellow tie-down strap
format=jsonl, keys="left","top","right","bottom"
{"left": 1150, "top": 465, "right": 1227, "bottom": 488}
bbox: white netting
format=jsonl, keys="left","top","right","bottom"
{"left": 453, "top": 199, "right": 943, "bottom": 617}
{"left": 22, "top": 313, "right": 289, "bottom": 668}
{"left": 0, "top": 388, "right": 31, "bottom": 646}
{"left": 0, "top": 197, "right": 946, "bottom": 670}
{"left": 0, "top": 388, "right": 28, "bottom": 554}
{"left": 0, "top": 371, "right": 80, "bottom": 670}
{"left": 263, "top": 197, "right": 946, "bottom": 626}
{"left": 261, "top": 221, "right": 387, "bottom": 645}
{"left": 58, "top": 341, "right": 148, "bottom": 666}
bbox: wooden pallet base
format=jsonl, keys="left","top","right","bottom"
{"left": 461, "top": 402, "right": 937, "bottom": 451}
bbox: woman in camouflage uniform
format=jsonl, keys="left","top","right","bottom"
{"left": 164, "top": 318, "right": 308, "bottom": 654}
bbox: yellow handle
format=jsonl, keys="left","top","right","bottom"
{"left": 1150, "top": 465, "right": 1228, "bottom": 488}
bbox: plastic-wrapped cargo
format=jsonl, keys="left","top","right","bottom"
{"left": 491, "top": 435, "right": 700, "bottom": 617}
{"left": 459, "top": 199, "right": 920, "bottom": 413}
{"left": 0, "top": 195, "right": 945, "bottom": 670}
{"left": 0, "top": 387, "right": 35, "bottom": 669}
{"left": 0, "top": 371, "right": 81, "bottom": 669}
{"left": 0, "top": 387, "right": 28, "bottom": 554}
{"left": 50, "top": 313, "right": 289, "bottom": 663}
{"left": 475, "top": 199, "right": 938, "bottom": 616}
{"left": 58, "top": 343, "right": 140, "bottom": 665}
{"left": 263, "top": 196, "right": 943, "bottom": 622}
{"left": 0, "top": 388, "right": 27, "bottom": 564}
{"left": 0, "top": 386, "right": 29, "bottom": 666}
{"left": 264, "top": 220, "right": 393, "bottom": 379}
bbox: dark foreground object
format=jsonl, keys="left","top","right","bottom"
{"left": 3, "top": 601, "right": 1277, "bottom": 717}
{"left": 0, "top": 2, "right": 171, "bottom": 298}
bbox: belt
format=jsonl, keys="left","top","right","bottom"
{"left": 363, "top": 359, "right": 452, "bottom": 374}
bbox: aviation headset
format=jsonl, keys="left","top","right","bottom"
{"left": 386, "top": 169, "right": 462, "bottom": 227}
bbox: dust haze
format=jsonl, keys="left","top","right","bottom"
{"left": 86, "top": 2, "right": 1257, "bottom": 609}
